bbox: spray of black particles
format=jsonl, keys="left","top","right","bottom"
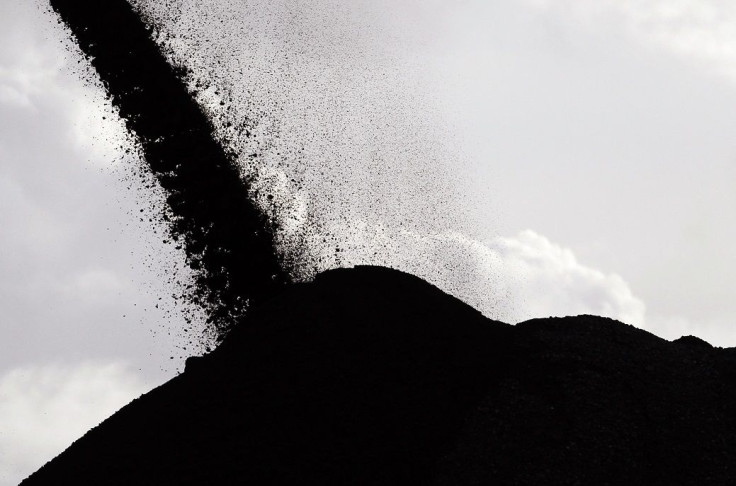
{"left": 48, "top": 0, "right": 292, "bottom": 340}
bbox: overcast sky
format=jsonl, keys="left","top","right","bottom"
{"left": 3, "top": 0, "right": 736, "bottom": 483}
{"left": 1, "top": 2, "right": 197, "bottom": 483}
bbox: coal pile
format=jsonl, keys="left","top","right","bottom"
{"left": 39, "top": 2, "right": 736, "bottom": 484}
{"left": 21, "top": 266, "right": 736, "bottom": 485}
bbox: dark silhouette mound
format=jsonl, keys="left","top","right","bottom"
{"left": 21, "top": 266, "right": 736, "bottom": 485}
{"left": 43, "top": 2, "right": 736, "bottom": 484}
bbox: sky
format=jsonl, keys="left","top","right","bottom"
{"left": 2, "top": 0, "right": 736, "bottom": 483}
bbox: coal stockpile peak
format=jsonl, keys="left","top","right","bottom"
{"left": 21, "top": 266, "right": 736, "bottom": 485}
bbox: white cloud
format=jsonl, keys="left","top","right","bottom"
{"left": 523, "top": 0, "right": 736, "bottom": 80}
{"left": 0, "top": 0, "right": 127, "bottom": 167}
{"left": 295, "top": 221, "right": 646, "bottom": 327}
{"left": 485, "top": 230, "right": 646, "bottom": 326}
{"left": 69, "top": 92, "right": 132, "bottom": 166}
{"left": 0, "top": 48, "right": 62, "bottom": 111}
{"left": 226, "top": 130, "right": 653, "bottom": 326}
{"left": 0, "top": 362, "right": 150, "bottom": 486}
{"left": 0, "top": 6, "right": 65, "bottom": 112}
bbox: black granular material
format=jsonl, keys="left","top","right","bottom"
{"left": 49, "top": 0, "right": 291, "bottom": 337}
{"left": 21, "top": 266, "right": 736, "bottom": 485}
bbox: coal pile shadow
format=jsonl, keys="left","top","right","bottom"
{"left": 21, "top": 266, "right": 736, "bottom": 485}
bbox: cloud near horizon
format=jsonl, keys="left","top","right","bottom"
{"left": 293, "top": 220, "right": 647, "bottom": 327}
{"left": 524, "top": 0, "right": 736, "bottom": 80}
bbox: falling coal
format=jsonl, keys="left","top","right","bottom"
{"left": 48, "top": 0, "right": 291, "bottom": 338}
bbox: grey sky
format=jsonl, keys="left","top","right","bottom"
{"left": 132, "top": 0, "right": 736, "bottom": 342}
{"left": 2, "top": 0, "right": 736, "bottom": 483}
{"left": 439, "top": 0, "right": 736, "bottom": 342}
{"left": 0, "top": 1, "right": 194, "bottom": 375}
{"left": 0, "top": 2, "right": 196, "bottom": 483}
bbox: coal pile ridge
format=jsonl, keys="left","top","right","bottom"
{"left": 21, "top": 266, "right": 736, "bottom": 485}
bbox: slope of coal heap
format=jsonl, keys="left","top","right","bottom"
{"left": 21, "top": 266, "right": 736, "bottom": 485}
